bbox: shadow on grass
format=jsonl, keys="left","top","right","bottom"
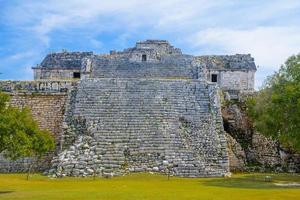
{"left": 0, "top": 191, "right": 14, "bottom": 195}
{"left": 202, "top": 174, "right": 300, "bottom": 190}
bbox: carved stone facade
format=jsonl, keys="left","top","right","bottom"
{"left": 32, "top": 40, "right": 256, "bottom": 92}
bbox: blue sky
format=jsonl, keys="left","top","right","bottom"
{"left": 0, "top": 0, "right": 300, "bottom": 89}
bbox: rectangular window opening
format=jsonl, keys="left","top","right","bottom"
{"left": 142, "top": 54, "right": 147, "bottom": 62}
{"left": 73, "top": 72, "right": 81, "bottom": 79}
{"left": 211, "top": 74, "right": 218, "bottom": 82}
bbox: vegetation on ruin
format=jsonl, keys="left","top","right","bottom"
{"left": 0, "top": 92, "right": 54, "bottom": 178}
{"left": 0, "top": 173, "right": 299, "bottom": 200}
{"left": 247, "top": 54, "right": 300, "bottom": 152}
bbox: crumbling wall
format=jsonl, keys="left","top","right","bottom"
{"left": 89, "top": 54, "right": 196, "bottom": 79}
{"left": 0, "top": 80, "right": 75, "bottom": 92}
{"left": 0, "top": 81, "right": 70, "bottom": 172}
{"left": 33, "top": 68, "right": 81, "bottom": 80}
{"left": 9, "top": 93, "right": 67, "bottom": 141}
{"left": 33, "top": 52, "right": 93, "bottom": 80}
{"left": 223, "top": 98, "right": 300, "bottom": 172}
{"left": 206, "top": 70, "right": 255, "bottom": 91}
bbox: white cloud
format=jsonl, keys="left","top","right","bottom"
{"left": 4, "top": 0, "right": 226, "bottom": 45}
{"left": 190, "top": 26, "right": 300, "bottom": 68}
{"left": 2, "top": 0, "right": 300, "bottom": 84}
{"left": 5, "top": 0, "right": 299, "bottom": 48}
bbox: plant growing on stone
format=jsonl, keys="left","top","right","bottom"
{"left": 0, "top": 92, "right": 54, "bottom": 179}
{"left": 247, "top": 54, "right": 300, "bottom": 152}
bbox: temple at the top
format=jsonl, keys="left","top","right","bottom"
{"left": 32, "top": 40, "right": 256, "bottom": 91}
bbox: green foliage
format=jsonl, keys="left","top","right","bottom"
{"left": 0, "top": 92, "right": 54, "bottom": 160}
{"left": 247, "top": 54, "right": 300, "bottom": 152}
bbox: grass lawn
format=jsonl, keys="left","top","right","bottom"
{"left": 0, "top": 173, "right": 299, "bottom": 200}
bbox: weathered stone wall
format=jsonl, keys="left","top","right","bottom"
{"left": 89, "top": 54, "right": 197, "bottom": 79}
{"left": 127, "top": 48, "right": 162, "bottom": 63}
{"left": 9, "top": 93, "right": 67, "bottom": 141}
{"left": 33, "top": 68, "right": 81, "bottom": 80}
{"left": 50, "top": 78, "right": 229, "bottom": 177}
{"left": 197, "top": 54, "right": 256, "bottom": 71}
{"left": 206, "top": 70, "right": 255, "bottom": 91}
{"left": 110, "top": 40, "right": 182, "bottom": 63}
{"left": 33, "top": 51, "right": 93, "bottom": 80}
{"left": 134, "top": 40, "right": 181, "bottom": 55}
{"left": 0, "top": 81, "right": 69, "bottom": 172}
{"left": 0, "top": 80, "right": 75, "bottom": 92}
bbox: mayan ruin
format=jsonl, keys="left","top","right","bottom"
{"left": 0, "top": 40, "right": 260, "bottom": 177}
{"left": 2, "top": 1, "right": 300, "bottom": 199}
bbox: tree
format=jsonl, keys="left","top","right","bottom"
{"left": 0, "top": 92, "right": 54, "bottom": 179}
{"left": 247, "top": 54, "right": 300, "bottom": 152}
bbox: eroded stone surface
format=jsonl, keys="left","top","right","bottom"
{"left": 50, "top": 79, "right": 229, "bottom": 177}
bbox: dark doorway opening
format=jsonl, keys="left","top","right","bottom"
{"left": 211, "top": 74, "right": 218, "bottom": 82}
{"left": 73, "top": 72, "right": 81, "bottom": 79}
{"left": 142, "top": 54, "right": 147, "bottom": 62}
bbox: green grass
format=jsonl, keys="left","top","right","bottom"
{"left": 0, "top": 173, "right": 299, "bottom": 200}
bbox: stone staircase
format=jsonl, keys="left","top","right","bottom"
{"left": 50, "top": 78, "right": 229, "bottom": 177}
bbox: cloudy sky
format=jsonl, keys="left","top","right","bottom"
{"left": 0, "top": 0, "right": 299, "bottom": 89}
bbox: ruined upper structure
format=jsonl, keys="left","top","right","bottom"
{"left": 32, "top": 40, "right": 256, "bottom": 91}
{"left": 32, "top": 52, "right": 93, "bottom": 80}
